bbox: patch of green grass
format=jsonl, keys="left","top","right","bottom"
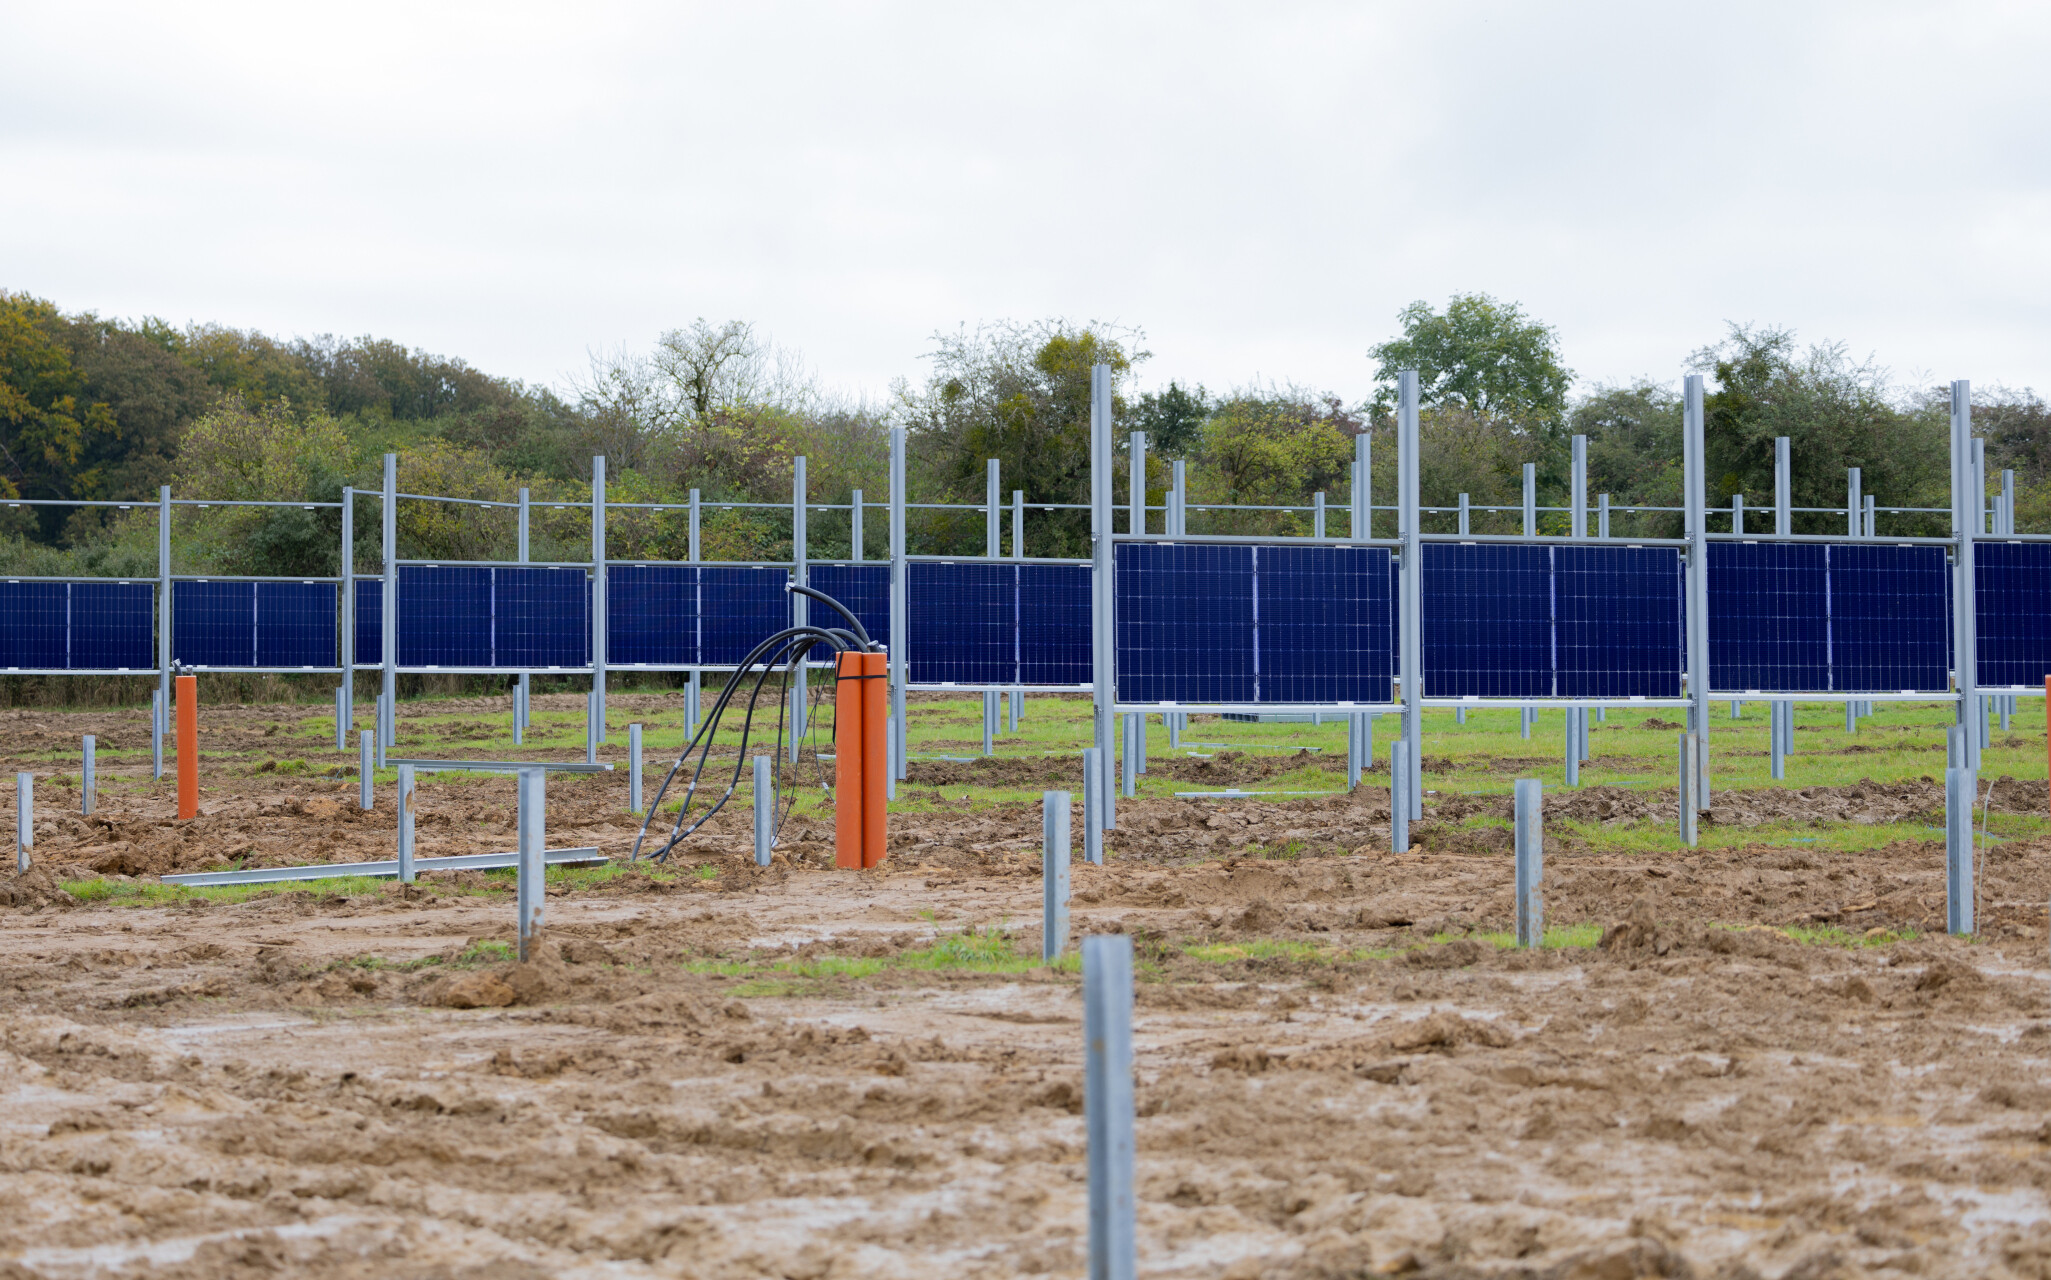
{"left": 1183, "top": 938, "right": 1327, "bottom": 964}
{"left": 60, "top": 874, "right": 398, "bottom": 907}
{"left": 1719, "top": 921, "right": 1923, "bottom": 949}
{"left": 687, "top": 926, "right": 1083, "bottom": 990}
{"left": 1469, "top": 922, "right": 1605, "bottom": 950}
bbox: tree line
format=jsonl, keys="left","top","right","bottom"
{"left": 4, "top": 289, "right": 2045, "bottom": 585}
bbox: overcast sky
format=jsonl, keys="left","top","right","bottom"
{"left": 4, "top": 1, "right": 2047, "bottom": 408}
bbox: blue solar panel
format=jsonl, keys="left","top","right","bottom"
{"left": 1829, "top": 544, "right": 1948, "bottom": 692}
{"left": 1115, "top": 543, "right": 1255, "bottom": 703}
{"left": 1554, "top": 546, "right": 1682, "bottom": 698}
{"left": 173, "top": 580, "right": 256, "bottom": 667}
{"left": 608, "top": 565, "right": 696, "bottom": 666}
{"left": 495, "top": 566, "right": 590, "bottom": 668}
{"left": 1420, "top": 543, "right": 1551, "bottom": 698}
{"left": 1707, "top": 542, "right": 1828, "bottom": 692}
{"left": 1974, "top": 541, "right": 2051, "bottom": 688}
{"left": 909, "top": 561, "right": 1016, "bottom": 684}
{"left": 255, "top": 581, "right": 337, "bottom": 668}
{"left": 1019, "top": 563, "right": 1093, "bottom": 686}
{"left": 699, "top": 566, "right": 791, "bottom": 665}
{"left": 69, "top": 581, "right": 154, "bottom": 670}
{"left": 1256, "top": 544, "right": 1393, "bottom": 703}
{"left": 806, "top": 563, "right": 891, "bottom": 663}
{"left": 353, "top": 578, "right": 382, "bottom": 666}
{"left": 0, "top": 581, "right": 70, "bottom": 669}
{"left": 398, "top": 566, "right": 493, "bottom": 666}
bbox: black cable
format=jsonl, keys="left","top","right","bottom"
{"left": 788, "top": 583, "right": 877, "bottom": 649}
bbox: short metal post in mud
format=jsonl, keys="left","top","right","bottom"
{"left": 1730, "top": 700, "right": 1741, "bottom": 718}
{"left": 1455, "top": 705, "right": 1466, "bottom": 726}
{"left": 334, "top": 686, "right": 347, "bottom": 751}
{"left": 81, "top": 736, "right": 95, "bottom": 816}
{"left": 1946, "top": 723, "right": 1960, "bottom": 772}
{"left": 1083, "top": 747, "right": 1104, "bottom": 865}
{"left": 516, "top": 767, "right": 545, "bottom": 962}
{"left": 1121, "top": 713, "right": 1138, "bottom": 798}
{"left": 1135, "top": 715, "right": 1146, "bottom": 775}
{"left": 15, "top": 773, "right": 30, "bottom": 872}
{"left": 1043, "top": 791, "right": 1071, "bottom": 961}
{"left": 1564, "top": 714, "right": 1579, "bottom": 788}
{"left": 1679, "top": 732, "right": 1698, "bottom": 847}
{"left": 1082, "top": 933, "right": 1137, "bottom": 1280}
{"left": 359, "top": 731, "right": 373, "bottom": 809}
{"left": 396, "top": 764, "right": 416, "bottom": 884}
{"left": 1520, "top": 706, "right": 1532, "bottom": 741}
{"left": 1946, "top": 764, "right": 1975, "bottom": 935}
{"left": 984, "top": 690, "right": 997, "bottom": 756}
{"left": 375, "top": 692, "right": 388, "bottom": 768}
{"left": 152, "top": 689, "right": 164, "bottom": 780}
{"left": 1845, "top": 702, "right": 1857, "bottom": 735}
{"left": 585, "top": 688, "right": 599, "bottom": 765}
{"left": 513, "top": 680, "right": 525, "bottom": 746}
{"left": 753, "top": 754, "right": 774, "bottom": 867}
{"left": 1346, "top": 715, "right": 1361, "bottom": 790}
{"left": 1390, "top": 740, "right": 1410, "bottom": 853}
{"left": 1514, "top": 778, "right": 1543, "bottom": 947}
{"left": 1363, "top": 712, "right": 1374, "bottom": 770}
{"left": 1770, "top": 702, "right": 1786, "bottom": 781}
{"left": 884, "top": 719, "right": 898, "bottom": 802}
{"left": 628, "top": 722, "right": 643, "bottom": 814}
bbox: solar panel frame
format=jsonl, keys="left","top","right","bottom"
{"left": 698, "top": 566, "right": 792, "bottom": 666}
{"left": 1254, "top": 544, "right": 1393, "bottom": 703}
{"left": 353, "top": 578, "right": 383, "bottom": 666}
{"left": 1973, "top": 540, "right": 2051, "bottom": 688}
{"left": 606, "top": 564, "right": 696, "bottom": 666}
{"left": 172, "top": 580, "right": 257, "bottom": 668}
{"left": 397, "top": 566, "right": 493, "bottom": 667}
{"left": 494, "top": 566, "right": 591, "bottom": 668}
{"left": 1828, "top": 543, "right": 1949, "bottom": 692}
{"left": 908, "top": 560, "right": 1016, "bottom": 684}
{"left": 806, "top": 563, "right": 891, "bottom": 665}
{"left": 1018, "top": 562, "right": 1094, "bottom": 686}
{"left": 1114, "top": 542, "right": 1256, "bottom": 704}
{"left": 68, "top": 581, "right": 155, "bottom": 670}
{"left": 1420, "top": 542, "right": 1552, "bottom": 698}
{"left": 254, "top": 581, "right": 337, "bottom": 668}
{"left": 1706, "top": 541, "right": 1829, "bottom": 692}
{"left": 0, "top": 580, "right": 70, "bottom": 669}
{"left": 1553, "top": 545, "right": 1683, "bottom": 699}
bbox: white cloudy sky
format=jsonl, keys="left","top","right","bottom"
{"left": 3, "top": 1, "right": 2047, "bottom": 406}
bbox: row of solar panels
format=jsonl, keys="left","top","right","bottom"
{"left": 7, "top": 543, "right": 2051, "bottom": 697}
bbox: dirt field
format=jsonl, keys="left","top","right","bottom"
{"left": 5, "top": 694, "right": 2051, "bottom": 1278}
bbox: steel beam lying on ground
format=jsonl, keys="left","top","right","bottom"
{"left": 163, "top": 847, "right": 605, "bottom": 887}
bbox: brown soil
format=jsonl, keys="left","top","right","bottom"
{"left": 5, "top": 704, "right": 2051, "bottom": 1276}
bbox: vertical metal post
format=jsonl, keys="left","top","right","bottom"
{"left": 1175, "top": 460, "right": 1190, "bottom": 538}
{"left": 1457, "top": 492, "right": 1469, "bottom": 536}
{"left": 1313, "top": 491, "right": 1325, "bottom": 539}
{"left": 1514, "top": 777, "right": 1542, "bottom": 947}
{"left": 516, "top": 486, "right": 530, "bottom": 744}
{"left": 1952, "top": 381, "right": 1979, "bottom": 770}
{"left": 1847, "top": 467, "right": 1861, "bottom": 538}
{"left": 592, "top": 456, "right": 608, "bottom": 746}
{"left": 790, "top": 456, "right": 806, "bottom": 754}
{"left": 1946, "top": 764, "right": 1974, "bottom": 935}
{"left": 753, "top": 754, "right": 774, "bottom": 867}
{"left": 1390, "top": 740, "right": 1409, "bottom": 853}
{"left": 81, "top": 736, "right": 94, "bottom": 815}
{"left": 1732, "top": 493, "right": 1744, "bottom": 536}
{"left": 1092, "top": 366, "right": 1117, "bottom": 830}
{"left": 985, "top": 691, "right": 998, "bottom": 757}
{"left": 1012, "top": 485, "right": 1025, "bottom": 731}
{"left": 2003, "top": 468, "right": 2016, "bottom": 535}
{"left": 1684, "top": 377, "right": 1711, "bottom": 811}
{"left": 1350, "top": 431, "right": 1370, "bottom": 541}
{"left": 628, "top": 722, "right": 643, "bottom": 813}
{"left": 397, "top": 763, "right": 415, "bottom": 883}
{"left": 687, "top": 487, "right": 702, "bottom": 737}
{"left": 1042, "top": 791, "right": 1071, "bottom": 962}
{"left": 1864, "top": 494, "right": 1876, "bottom": 538}
{"left": 1773, "top": 437, "right": 1791, "bottom": 536}
{"left": 890, "top": 428, "right": 909, "bottom": 780}
{"left": 516, "top": 767, "right": 545, "bottom": 961}
{"left": 987, "top": 457, "right": 1001, "bottom": 555}
{"left": 359, "top": 731, "right": 373, "bottom": 809}
{"left": 152, "top": 689, "right": 163, "bottom": 781}
{"left": 1598, "top": 493, "right": 1610, "bottom": 538}
{"left": 1399, "top": 371, "right": 1422, "bottom": 821}
{"left": 1083, "top": 746, "right": 1103, "bottom": 865}
{"left": 851, "top": 487, "right": 864, "bottom": 562}
{"left": 1846, "top": 700, "right": 1857, "bottom": 734}
{"left": 585, "top": 689, "right": 598, "bottom": 764}
{"left": 158, "top": 485, "right": 171, "bottom": 746}
{"left": 1564, "top": 712, "right": 1579, "bottom": 788}
{"left": 14, "top": 773, "right": 29, "bottom": 872}
{"left": 340, "top": 485, "right": 354, "bottom": 732}
{"left": 1346, "top": 714, "right": 1360, "bottom": 790}
{"left": 382, "top": 453, "right": 397, "bottom": 753}
{"left": 1679, "top": 733, "right": 1698, "bottom": 846}
{"left": 1121, "top": 712, "right": 1137, "bottom": 797}
{"left": 1082, "top": 934, "right": 1137, "bottom": 1280}
{"left": 1522, "top": 463, "right": 1536, "bottom": 536}
{"left": 1570, "top": 435, "right": 1587, "bottom": 539}
{"left": 1521, "top": 705, "right": 1532, "bottom": 741}
{"left": 1770, "top": 701, "right": 1786, "bottom": 780}
{"left": 1128, "top": 431, "right": 1145, "bottom": 537}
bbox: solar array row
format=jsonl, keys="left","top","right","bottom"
{"left": 10, "top": 543, "right": 2051, "bottom": 693}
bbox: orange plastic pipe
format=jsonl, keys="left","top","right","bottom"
{"left": 860, "top": 650, "right": 888, "bottom": 867}
{"left": 175, "top": 674, "right": 198, "bottom": 820}
{"left": 834, "top": 652, "right": 864, "bottom": 869}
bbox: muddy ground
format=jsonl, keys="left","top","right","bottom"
{"left": 5, "top": 699, "right": 2051, "bottom": 1277}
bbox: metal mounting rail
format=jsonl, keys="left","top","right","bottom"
{"left": 383, "top": 758, "right": 615, "bottom": 773}
{"left": 162, "top": 847, "right": 607, "bottom": 887}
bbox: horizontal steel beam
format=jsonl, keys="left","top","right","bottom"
{"left": 162, "top": 847, "right": 606, "bottom": 887}
{"left": 384, "top": 758, "right": 615, "bottom": 773}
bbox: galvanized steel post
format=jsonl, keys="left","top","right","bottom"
{"left": 14, "top": 773, "right": 29, "bottom": 872}
{"left": 1847, "top": 467, "right": 1861, "bottom": 538}
{"left": 1092, "top": 366, "right": 1117, "bottom": 831}
{"left": 382, "top": 453, "right": 397, "bottom": 754}
{"left": 1774, "top": 437, "right": 1791, "bottom": 536}
{"left": 1679, "top": 733, "right": 1698, "bottom": 846}
{"left": 1946, "top": 764, "right": 1975, "bottom": 935}
{"left": 359, "top": 731, "right": 373, "bottom": 809}
{"left": 158, "top": 485, "right": 172, "bottom": 751}
{"left": 1514, "top": 778, "right": 1542, "bottom": 947}
{"left": 592, "top": 455, "right": 608, "bottom": 746}
{"left": 1570, "top": 435, "right": 1587, "bottom": 539}
{"left": 754, "top": 754, "right": 774, "bottom": 867}
{"left": 516, "top": 767, "right": 545, "bottom": 960}
{"left": 1351, "top": 431, "right": 1370, "bottom": 541}
{"left": 687, "top": 487, "right": 701, "bottom": 736}
{"left": 1083, "top": 746, "right": 1104, "bottom": 865}
{"left": 1399, "top": 371, "right": 1423, "bottom": 821}
{"left": 890, "top": 428, "right": 909, "bottom": 780}
{"left": 1522, "top": 462, "right": 1536, "bottom": 536}
{"left": 628, "top": 722, "right": 643, "bottom": 813}
{"left": 81, "top": 736, "right": 94, "bottom": 815}
{"left": 340, "top": 484, "right": 354, "bottom": 734}
{"left": 516, "top": 486, "right": 530, "bottom": 744}
{"left": 1043, "top": 791, "right": 1071, "bottom": 962}
{"left": 1390, "top": 740, "right": 1409, "bottom": 853}
{"left": 1952, "top": 381, "right": 1979, "bottom": 770}
{"left": 790, "top": 456, "right": 806, "bottom": 755}
{"left": 397, "top": 763, "right": 415, "bottom": 883}
{"left": 1598, "top": 493, "right": 1610, "bottom": 539}
{"left": 1683, "top": 376, "right": 1711, "bottom": 811}
{"left": 1083, "top": 934, "right": 1137, "bottom": 1280}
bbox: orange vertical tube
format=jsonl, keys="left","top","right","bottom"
{"left": 860, "top": 650, "right": 888, "bottom": 867}
{"left": 175, "top": 674, "right": 198, "bottom": 820}
{"left": 834, "top": 652, "right": 865, "bottom": 869}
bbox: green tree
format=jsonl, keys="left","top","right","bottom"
{"left": 1567, "top": 382, "right": 1685, "bottom": 537}
{"left": 1134, "top": 381, "right": 1210, "bottom": 459}
{"left": 896, "top": 321, "right": 1145, "bottom": 556}
{"left": 171, "top": 396, "right": 358, "bottom": 575}
{"left": 0, "top": 293, "right": 118, "bottom": 535}
{"left": 1192, "top": 391, "right": 1358, "bottom": 536}
{"left": 1369, "top": 293, "right": 1573, "bottom": 429}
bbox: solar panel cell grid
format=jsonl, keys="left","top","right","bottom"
{"left": 909, "top": 561, "right": 1016, "bottom": 684}
{"left": 607, "top": 565, "right": 696, "bottom": 666}
{"left": 173, "top": 580, "right": 257, "bottom": 668}
{"left": 805, "top": 564, "right": 891, "bottom": 664}
{"left": 255, "top": 581, "right": 337, "bottom": 668}
{"left": 1706, "top": 542, "right": 1829, "bottom": 692}
{"left": 1255, "top": 544, "right": 1393, "bottom": 703}
{"left": 1019, "top": 563, "right": 1093, "bottom": 686}
{"left": 397, "top": 566, "right": 493, "bottom": 666}
{"left": 698, "top": 567, "right": 791, "bottom": 665}
{"left": 1553, "top": 545, "right": 1683, "bottom": 699}
{"left": 495, "top": 567, "right": 590, "bottom": 668}
{"left": 1114, "top": 542, "right": 1256, "bottom": 703}
{"left": 0, "top": 581, "right": 70, "bottom": 669}
{"left": 1829, "top": 544, "right": 1948, "bottom": 692}
{"left": 1420, "top": 543, "right": 1552, "bottom": 698}
{"left": 1974, "top": 541, "right": 2051, "bottom": 688}
{"left": 69, "top": 581, "right": 155, "bottom": 670}
{"left": 353, "top": 578, "right": 382, "bottom": 666}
